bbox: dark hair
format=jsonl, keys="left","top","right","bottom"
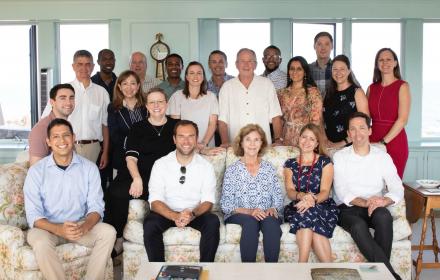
{"left": 373, "top": 48, "right": 401, "bottom": 83}
{"left": 112, "top": 70, "right": 144, "bottom": 111}
{"left": 232, "top": 124, "right": 268, "bottom": 157}
{"left": 209, "top": 50, "right": 228, "bottom": 62}
{"left": 165, "top": 53, "right": 184, "bottom": 67}
{"left": 314, "top": 32, "right": 333, "bottom": 45}
{"left": 286, "top": 56, "right": 317, "bottom": 99}
{"left": 49, "top": 83, "right": 75, "bottom": 100}
{"left": 263, "top": 45, "right": 281, "bottom": 56}
{"left": 183, "top": 61, "right": 208, "bottom": 98}
{"left": 173, "top": 120, "right": 199, "bottom": 137}
{"left": 325, "top": 54, "right": 360, "bottom": 107}
{"left": 47, "top": 118, "right": 74, "bottom": 138}
{"left": 144, "top": 87, "right": 167, "bottom": 102}
{"left": 73, "top": 50, "right": 93, "bottom": 62}
{"left": 97, "top": 49, "right": 114, "bottom": 61}
{"left": 348, "top": 111, "right": 372, "bottom": 129}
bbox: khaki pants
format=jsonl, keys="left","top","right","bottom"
{"left": 27, "top": 222, "right": 116, "bottom": 280}
{"left": 74, "top": 142, "right": 101, "bottom": 163}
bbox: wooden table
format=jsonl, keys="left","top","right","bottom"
{"left": 135, "top": 262, "right": 394, "bottom": 280}
{"left": 404, "top": 182, "right": 440, "bottom": 280}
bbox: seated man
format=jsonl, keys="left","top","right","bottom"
{"left": 24, "top": 118, "right": 116, "bottom": 280}
{"left": 333, "top": 112, "right": 403, "bottom": 280}
{"left": 144, "top": 120, "right": 220, "bottom": 262}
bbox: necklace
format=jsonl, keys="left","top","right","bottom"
{"left": 148, "top": 118, "right": 167, "bottom": 136}
{"left": 296, "top": 153, "right": 317, "bottom": 195}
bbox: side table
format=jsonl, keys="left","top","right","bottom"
{"left": 404, "top": 182, "right": 440, "bottom": 280}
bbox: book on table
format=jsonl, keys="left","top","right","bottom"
{"left": 311, "top": 268, "right": 362, "bottom": 280}
{"left": 155, "top": 265, "right": 203, "bottom": 280}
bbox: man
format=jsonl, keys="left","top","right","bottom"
{"left": 333, "top": 112, "right": 404, "bottom": 280}
{"left": 158, "top": 53, "right": 185, "bottom": 98}
{"left": 24, "top": 118, "right": 116, "bottom": 280}
{"left": 207, "top": 50, "right": 234, "bottom": 96}
{"left": 218, "top": 48, "right": 283, "bottom": 146}
{"left": 69, "top": 50, "right": 110, "bottom": 168}
{"left": 91, "top": 48, "right": 117, "bottom": 100}
{"left": 129, "top": 51, "right": 161, "bottom": 93}
{"left": 29, "top": 84, "right": 75, "bottom": 166}
{"left": 261, "top": 45, "right": 287, "bottom": 90}
{"left": 143, "top": 120, "right": 220, "bottom": 262}
{"left": 309, "top": 32, "right": 333, "bottom": 98}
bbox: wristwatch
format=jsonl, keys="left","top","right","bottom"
{"left": 380, "top": 139, "right": 388, "bottom": 145}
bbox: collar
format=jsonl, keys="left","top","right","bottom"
{"left": 47, "top": 151, "right": 81, "bottom": 168}
{"left": 72, "top": 78, "right": 94, "bottom": 90}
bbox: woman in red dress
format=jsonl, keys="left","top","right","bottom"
{"left": 367, "top": 48, "right": 411, "bottom": 178}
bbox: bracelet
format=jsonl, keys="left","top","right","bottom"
{"left": 380, "top": 139, "right": 388, "bottom": 145}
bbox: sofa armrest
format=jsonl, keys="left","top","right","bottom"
{"left": 387, "top": 199, "right": 407, "bottom": 220}
{"left": 0, "top": 224, "right": 25, "bottom": 267}
{"left": 127, "top": 199, "right": 150, "bottom": 222}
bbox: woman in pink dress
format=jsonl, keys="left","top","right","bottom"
{"left": 367, "top": 48, "right": 411, "bottom": 178}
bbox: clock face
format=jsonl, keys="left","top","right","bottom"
{"left": 150, "top": 42, "right": 169, "bottom": 61}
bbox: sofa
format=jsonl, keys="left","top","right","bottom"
{"left": 122, "top": 146, "right": 412, "bottom": 280}
{"left": 0, "top": 161, "right": 114, "bottom": 280}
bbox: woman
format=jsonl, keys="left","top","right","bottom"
{"left": 367, "top": 48, "right": 411, "bottom": 178}
{"left": 104, "top": 87, "right": 178, "bottom": 256}
{"left": 220, "top": 124, "right": 283, "bottom": 263}
{"left": 168, "top": 61, "right": 219, "bottom": 149}
{"left": 323, "top": 55, "right": 369, "bottom": 149}
{"left": 277, "top": 56, "right": 322, "bottom": 147}
{"left": 283, "top": 123, "right": 338, "bottom": 262}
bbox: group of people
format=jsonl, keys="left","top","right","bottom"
{"left": 23, "top": 30, "right": 410, "bottom": 280}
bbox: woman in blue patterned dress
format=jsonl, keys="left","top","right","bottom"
{"left": 283, "top": 123, "right": 339, "bottom": 262}
{"left": 221, "top": 124, "right": 283, "bottom": 262}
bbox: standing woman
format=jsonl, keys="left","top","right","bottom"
{"left": 277, "top": 56, "right": 322, "bottom": 147}
{"left": 283, "top": 123, "right": 339, "bottom": 263}
{"left": 367, "top": 48, "right": 411, "bottom": 178}
{"left": 323, "top": 55, "right": 369, "bottom": 149}
{"left": 104, "top": 87, "right": 178, "bottom": 257}
{"left": 168, "top": 61, "right": 219, "bottom": 149}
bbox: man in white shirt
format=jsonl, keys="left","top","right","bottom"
{"left": 261, "top": 45, "right": 287, "bottom": 90}
{"left": 129, "top": 51, "right": 161, "bottom": 93}
{"left": 333, "top": 112, "right": 403, "bottom": 280}
{"left": 143, "top": 120, "right": 220, "bottom": 262}
{"left": 218, "top": 48, "right": 283, "bottom": 146}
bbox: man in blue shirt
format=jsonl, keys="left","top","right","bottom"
{"left": 24, "top": 118, "right": 116, "bottom": 280}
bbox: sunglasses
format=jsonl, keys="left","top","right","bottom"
{"left": 179, "top": 166, "right": 186, "bottom": 184}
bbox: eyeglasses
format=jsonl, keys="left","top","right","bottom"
{"left": 263, "top": 55, "right": 281, "bottom": 60}
{"left": 179, "top": 166, "right": 186, "bottom": 184}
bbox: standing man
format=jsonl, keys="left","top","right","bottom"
{"left": 91, "top": 49, "right": 117, "bottom": 101}
{"left": 261, "top": 45, "right": 287, "bottom": 90}
{"left": 129, "top": 51, "right": 161, "bottom": 93}
{"left": 218, "top": 48, "right": 283, "bottom": 146}
{"left": 69, "top": 50, "right": 110, "bottom": 168}
{"left": 207, "top": 50, "right": 234, "bottom": 96}
{"left": 24, "top": 118, "right": 116, "bottom": 280}
{"left": 29, "top": 84, "right": 75, "bottom": 166}
{"left": 158, "top": 53, "right": 185, "bottom": 98}
{"left": 309, "top": 32, "right": 333, "bottom": 98}
{"left": 333, "top": 112, "right": 403, "bottom": 280}
{"left": 143, "top": 120, "right": 220, "bottom": 262}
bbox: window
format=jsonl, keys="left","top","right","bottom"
{"left": 292, "top": 22, "right": 343, "bottom": 64}
{"left": 0, "top": 24, "right": 35, "bottom": 139}
{"left": 219, "top": 22, "right": 270, "bottom": 76}
{"left": 422, "top": 23, "right": 440, "bottom": 137}
{"left": 59, "top": 23, "right": 109, "bottom": 83}
{"left": 351, "top": 22, "right": 401, "bottom": 91}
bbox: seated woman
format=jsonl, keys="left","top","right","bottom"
{"left": 323, "top": 55, "right": 369, "bottom": 149}
{"left": 283, "top": 123, "right": 339, "bottom": 262}
{"left": 220, "top": 124, "right": 283, "bottom": 262}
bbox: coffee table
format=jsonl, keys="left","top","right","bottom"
{"left": 135, "top": 262, "right": 394, "bottom": 280}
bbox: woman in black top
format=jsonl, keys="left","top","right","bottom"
{"left": 323, "top": 55, "right": 369, "bottom": 149}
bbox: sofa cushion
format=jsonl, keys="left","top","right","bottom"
{"left": 201, "top": 150, "right": 226, "bottom": 212}
{"left": 0, "top": 162, "right": 28, "bottom": 229}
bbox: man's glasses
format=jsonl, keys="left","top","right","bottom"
{"left": 179, "top": 166, "right": 186, "bottom": 184}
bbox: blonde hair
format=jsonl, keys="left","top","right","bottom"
{"left": 233, "top": 124, "right": 268, "bottom": 157}
{"left": 299, "top": 123, "right": 327, "bottom": 156}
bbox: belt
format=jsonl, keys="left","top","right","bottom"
{"left": 74, "top": 139, "right": 99, "bottom": 144}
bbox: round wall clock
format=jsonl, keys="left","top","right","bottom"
{"left": 150, "top": 33, "right": 170, "bottom": 80}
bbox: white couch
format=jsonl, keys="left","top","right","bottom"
{"left": 122, "top": 146, "right": 412, "bottom": 280}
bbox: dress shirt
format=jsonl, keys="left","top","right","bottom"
{"left": 333, "top": 145, "right": 404, "bottom": 206}
{"left": 91, "top": 72, "right": 117, "bottom": 101}
{"left": 207, "top": 73, "right": 234, "bottom": 96}
{"left": 261, "top": 68, "right": 287, "bottom": 90}
{"left": 309, "top": 59, "right": 332, "bottom": 98}
{"left": 68, "top": 79, "right": 110, "bottom": 141}
{"left": 158, "top": 79, "right": 185, "bottom": 99}
{"left": 148, "top": 151, "right": 216, "bottom": 212}
{"left": 142, "top": 75, "right": 162, "bottom": 93}
{"left": 23, "top": 152, "right": 104, "bottom": 228}
{"left": 218, "top": 75, "right": 282, "bottom": 143}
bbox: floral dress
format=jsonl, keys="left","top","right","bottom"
{"left": 283, "top": 155, "right": 339, "bottom": 238}
{"left": 277, "top": 86, "right": 322, "bottom": 146}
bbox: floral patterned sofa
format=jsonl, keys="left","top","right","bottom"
{"left": 0, "top": 161, "right": 114, "bottom": 280}
{"left": 122, "top": 146, "right": 412, "bottom": 280}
